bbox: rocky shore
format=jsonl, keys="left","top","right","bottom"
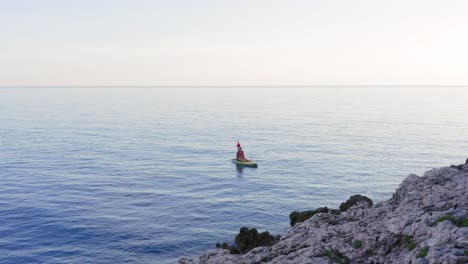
{"left": 179, "top": 163, "right": 468, "bottom": 264}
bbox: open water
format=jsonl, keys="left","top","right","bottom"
{"left": 0, "top": 87, "right": 467, "bottom": 263}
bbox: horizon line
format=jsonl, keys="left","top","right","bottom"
{"left": 1, "top": 84, "right": 467, "bottom": 88}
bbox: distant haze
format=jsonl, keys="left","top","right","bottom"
{"left": 1, "top": 0, "right": 467, "bottom": 86}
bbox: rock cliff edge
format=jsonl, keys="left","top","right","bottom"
{"left": 179, "top": 163, "right": 468, "bottom": 264}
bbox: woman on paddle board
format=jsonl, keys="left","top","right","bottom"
{"left": 236, "top": 141, "right": 250, "bottom": 162}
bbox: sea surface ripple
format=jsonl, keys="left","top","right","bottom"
{"left": 0, "top": 87, "right": 467, "bottom": 263}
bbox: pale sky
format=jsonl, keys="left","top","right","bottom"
{"left": 1, "top": 0, "right": 467, "bottom": 86}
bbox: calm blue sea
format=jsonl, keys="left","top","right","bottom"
{"left": 0, "top": 87, "right": 467, "bottom": 264}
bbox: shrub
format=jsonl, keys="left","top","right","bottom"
{"left": 460, "top": 218, "right": 468, "bottom": 227}
{"left": 322, "top": 249, "right": 350, "bottom": 264}
{"left": 218, "top": 226, "right": 279, "bottom": 255}
{"left": 400, "top": 234, "right": 416, "bottom": 251}
{"left": 407, "top": 242, "right": 416, "bottom": 251}
{"left": 402, "top": 235, "right": 413, "bottom": 243}
{"left": 339, "top": 195, "right": 373, "bottom": 212}
{"left": 432, "top": 215, "right": 468, "bottom": 227}
{"left": 417, "top": 247, "right": 428, "bottom": 258}
{"left": 322, "top": 249, "right": 332, "bottom": 258}
{"left": 352, "top": 240, "right": 363, "bottom": 249}
{"left": 289, "top": 207, "right": 329, "bottom": 226}
{"left": 432, "top": 215, "right": 457, "bottom": 226}
{"left": 234, "top": 227, "right": 278, "bottom": 253}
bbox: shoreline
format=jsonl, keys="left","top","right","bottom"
{"left": 179, "top": 162, "right": 468, "bottom": 263}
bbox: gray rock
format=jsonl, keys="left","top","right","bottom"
{"left": 178, "top": 164, "right": 468, "bottom": 264}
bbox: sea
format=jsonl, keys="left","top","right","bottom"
{"left": 0, "top": 87, "right": 467, "bottom": 264}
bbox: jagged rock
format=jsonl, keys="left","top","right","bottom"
{"left": 179, "top": 163, "right": 468, "bottom": 264}
{"left": 450, "top": 164, "right": 464, "bottom": 170}
{"left": 339, "top": 194, "right": 373, "bottom": 212}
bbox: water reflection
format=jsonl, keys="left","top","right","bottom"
{"left": 236, "top": 165, "right": 244, "bottom": 177}
{"left": 235, "top": 164, "right": 258, "bottom": 177}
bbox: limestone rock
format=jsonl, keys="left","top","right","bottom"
{"left": 178, "top": 163, "right": 468, "bottom": 264}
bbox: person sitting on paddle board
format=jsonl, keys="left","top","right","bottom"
{"left": 236, "top": 141, "right": 250, "bottom": 162}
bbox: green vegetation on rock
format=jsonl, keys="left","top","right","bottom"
{"left": 401, "top": 235, "right": 416, "bottom": 251}
{"left": 289, "top": 207, "right": 330, "bottom": 227}
{"left": 417, "top": 247, "right": 428, "bottom": 258}
{"left": 352, "top": 240, "right": 363, "bottom": 249}
{"left": 402, "top": 235, "right": 413, "bottom": 243}
{"left": 432, "top": 215, "right": 468, "bottom": 227}
{"left": 339, "top": 195, "right": 373, "bottom": 212}
{"left": 234, "top": 227, "right": 279, "bottom": 253}
{"left": 460, "top": 218, "right": 468, "bottom": 227}
{"left": 321, "top": 249, "right": 350, "bottom": 264}
{"left": 433, "top": 215, "right": 457, "bottom": 226}
{"left": 216, "top": 226, "right": 279, "bottom": 254}
{"left": 407, "top": 242, "right": 416, "bottom": 251}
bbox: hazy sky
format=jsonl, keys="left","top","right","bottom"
{"left": 1, "top": 0, "right": 467, "bottom": 86}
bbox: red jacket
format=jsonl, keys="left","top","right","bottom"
{"left": 236, "top": 149, "right": 245, "bottom": 160}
